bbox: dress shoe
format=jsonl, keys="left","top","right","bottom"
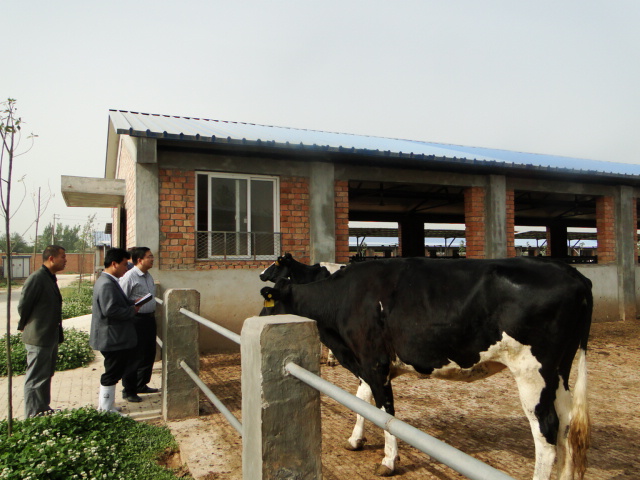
{"left": 123, "top": 393, "right": 143, "bottom": 403}
{"left": 137, "top": 386, "right": 159, "bottom": 394}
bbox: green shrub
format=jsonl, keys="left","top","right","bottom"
{"left": 61, "top": 284, "right": 93, "bottom": 320}
{"left": 0, "top": 329, "right": 95, "bottom": 377}
{"left": 0, "top": 407, "right": 192, "bottom": 480}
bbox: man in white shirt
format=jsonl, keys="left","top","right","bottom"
{"left": 119, "top": 247, "right": 158, "bottom": 402}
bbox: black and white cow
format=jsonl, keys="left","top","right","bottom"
{"left": 260, "top": 257, "right": 592, "bottom": 480}
{"left": 259, "top": 252, "right": 344, "bottom": 283}
{"left": 260, "top": 253, "right": 344, "bottom": 365}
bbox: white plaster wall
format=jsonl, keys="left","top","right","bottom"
{"left": 575, "top": 265, "right": 620, "bottom": 322}
{"left": 155, "top": 269, "right": 267, "bottom": 352}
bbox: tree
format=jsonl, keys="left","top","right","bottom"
{"left": 1, "top": 98, "right": 36, "bottom": 434}
{"left": 0, "top": 232, "right": 31, "bottom": 253}
{"left": 39, "top": 222, "right": 82, "bottom": 252}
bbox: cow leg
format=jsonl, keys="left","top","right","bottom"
{"left": 511, "top": 368, "right": 557, "bottom": 480}
{"left": 326, "top": 348, "right": 337, "bottom": 367}
{"left": 345, "top": 379, "right": 372, "bottom": 451}
{"left": 368, "top": 372, "right": 398, "bottom": 476}
{"left": 554, "top": 380, "right": 573, "bottom": 480}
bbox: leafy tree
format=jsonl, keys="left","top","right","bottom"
{"left": 39, "top": 222, "right": 82, "bottom": 252}
{"left": 0, "top": 232, "right": 31, "bottom": 253}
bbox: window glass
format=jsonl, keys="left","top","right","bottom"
{"left": 196, "top": 173, "right": 279, "bottom": 259}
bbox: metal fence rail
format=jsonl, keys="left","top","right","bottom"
{"left": 179, "top": 307, "right": 241, "bottom": 344}
{"left": 285, "top": 362, "right": 516, "bottom": 480}
{"left": 180, "top": 360, "right": 242, "bottom": 435}
{"left": 175, "top": 306, "right": 242, "bottom": 436}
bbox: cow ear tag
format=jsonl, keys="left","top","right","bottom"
{"left": 264, "top": 292, "right": 275, "bottom": 308}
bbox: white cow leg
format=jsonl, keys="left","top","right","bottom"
{"left": 555, "top": 382, "right": 574, "bottom": 480}
{"left": 345, "top": 380, "right": 372, "bottom": 451}
{"left": 512, "top": 369, "right": 556, "bottom": 480}
{"left": 326, "top": 348, "right": 337, "bottom": 367}
{"left": 375, "top": 424, "right": 398, "bottom": 476}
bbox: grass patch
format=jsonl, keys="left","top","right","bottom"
{"left": 0, "top": 407, "right": 192, "bottom": 479}
{"left": 61, "top": 281, "right": 93, "bottom": 320}
{"left": 0, "top": 329, "right": 95, "bottom": 377}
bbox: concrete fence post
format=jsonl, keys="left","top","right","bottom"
{"left": 241, "top": 315, "right": 322, "bottom": 480}
{"left": 162, "top": 288, "right": 200, "bottom": 421}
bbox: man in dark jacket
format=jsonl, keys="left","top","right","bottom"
{"left": 18, "top": 245, "right": 67, "bottom": 417}
{"left": 90, "top": 247, "right": 139, "bottom": 413}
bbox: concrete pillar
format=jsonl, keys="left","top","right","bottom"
{"left": 548, "top": 223, "right": 568, "bottom": 257}
{"left": 134, "top": 137, "right": 160, "bottom": 255}
{"left": 615, "top": 186, "right": 636, "bottom": 321}
{"left": 485, "top": 175, "right": 507, "bottom": 259}
{"left": 162, "top": 288, "right": 200, "bottom": 421}
{"left": 241, "top": 316, "right": 322, "bottom": 480}
{"left": 309, "top": 162, "right": 336, "bottom": 264}
{"left": 399, "top": 218, "right": 425, "bottom": 257}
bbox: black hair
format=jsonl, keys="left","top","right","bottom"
{"left": 43, "top": 245, "right": 65, "bottom": 261}
{"left": 104, "top": 247, "right": 131, "bottom": 268}
{"left": 131, "top": 246, "right": 151, "bottom": 265}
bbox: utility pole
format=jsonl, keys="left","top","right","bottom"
{"left": 51, "top": 213, "right": 58, "bottom": 243}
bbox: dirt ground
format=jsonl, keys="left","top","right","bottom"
{"left": 177, "top": 320, "right": 640, "bottom": 480}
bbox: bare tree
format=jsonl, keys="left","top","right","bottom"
{"left": 1, "top": 99, "right": 36, "bottom": 434}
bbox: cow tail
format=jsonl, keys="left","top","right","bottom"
{"left": 569, "top": 291, "right": 592, "bottom": 479}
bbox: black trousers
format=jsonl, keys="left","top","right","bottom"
{"left": 101, "top": 348, "right": 135, "bottom": 386}
{"left": 122, "top": 314, "right": 157, "bottom": 394}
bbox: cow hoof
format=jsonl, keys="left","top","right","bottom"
{"left": 374, "top": 464, "right": 395, "bottom": 476}
{"left": 344, "top": 437, "right": 367, "bottom": 451}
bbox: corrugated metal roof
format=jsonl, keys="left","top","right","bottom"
{"left": 109, "top": 110, "right": 640, "bottom": 178}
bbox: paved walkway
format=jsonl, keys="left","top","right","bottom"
{"left": 0, "top": 314, "right": 162, "bottom": 422}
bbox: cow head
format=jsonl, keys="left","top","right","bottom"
{"left": 259, "top": 253, "right": 294, "bottom": 283}
{"left": 259, "top": 279, "right": 292, "bottom": 314}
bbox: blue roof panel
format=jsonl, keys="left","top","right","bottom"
{"left": 109, "top": 110, "right": 640, "bottom": 178}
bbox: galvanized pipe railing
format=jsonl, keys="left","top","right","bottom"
{"left": 175, "top": 306, "right": 242, "bottom": 435}
{"left": 180, "top": 360, "right": 242, "bottom": 435}
{"left": 179, "top": 307, "right": 241, "bottom": 345}
{"left": 285, "top": 362, "right": 516, "bottom": 480}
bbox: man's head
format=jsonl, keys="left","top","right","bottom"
{"left": 43, "top": 245, "right": 66, "bottom": 274}
{"left": 104, "top": 248, "right": 131, "bottom": 278}
{"left": 131, "top": 247, "right": 154, "bottom": 273}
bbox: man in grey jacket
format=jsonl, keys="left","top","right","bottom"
{"left": 90, "top": 248, "right": 140, "bottom": 413}
{"left": 18, "top": 245, "right": 67, "bottom": 417}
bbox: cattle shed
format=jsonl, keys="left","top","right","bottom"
{"left": 62, "top": 110, "right": 640, "bottom": 351}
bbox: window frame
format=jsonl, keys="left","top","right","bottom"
{"left": 195, "top": 171, "right": 280, "bottom": 260}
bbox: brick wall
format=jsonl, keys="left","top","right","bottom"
{"left": 596, "top": 196, "right": 616, "bottom": 264}
{"left": 335, "top": 180, "right": 350, "bottom": 264}
{"left": 464, "top": 187, "right": 485, "bottom": 259}
{"left": 158, "top": 170, "right": 313, "bottom": 270}
{"left": 280, "top": 176, "right": 310, "bottom": 263}
{"left": 116, "top": 140, "right": 136, "bottom": 248}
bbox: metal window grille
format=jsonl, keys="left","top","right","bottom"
{"left": 196, "top": 231, "right": 282, "bottom": 260}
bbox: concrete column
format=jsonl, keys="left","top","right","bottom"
{"left": 241, "top": 315, "right": 322, "bottom": 480}
{"left": 399, "top": 218, "right": 425, "bottom": 257}
{"left": 134, "top": 137, "right": 160, "bottom": 255}
{"left": 309, "top": 162, "right": 336, "bottom": 263}
{"left": 162, "top": 288, "right": 200, "bottom": 421}
{"left": 615, "top": 186, "right": 636, "bottom": 321}
{"left": 485, "top": 175, "right": 507, "bottom": 259}
{"left": 548, "top": 223, "right": 568, "bottom": 257}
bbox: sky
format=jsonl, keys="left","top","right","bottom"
{"left": 3, "top": 0, "right": 640, "bottom": 245}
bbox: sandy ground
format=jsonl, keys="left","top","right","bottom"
{"left": 174, "top": 320, "right": 640, "bottom": 480}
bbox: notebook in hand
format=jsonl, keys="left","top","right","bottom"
{"left": 135, "top": 293, "right": 153, "bottom": 307}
